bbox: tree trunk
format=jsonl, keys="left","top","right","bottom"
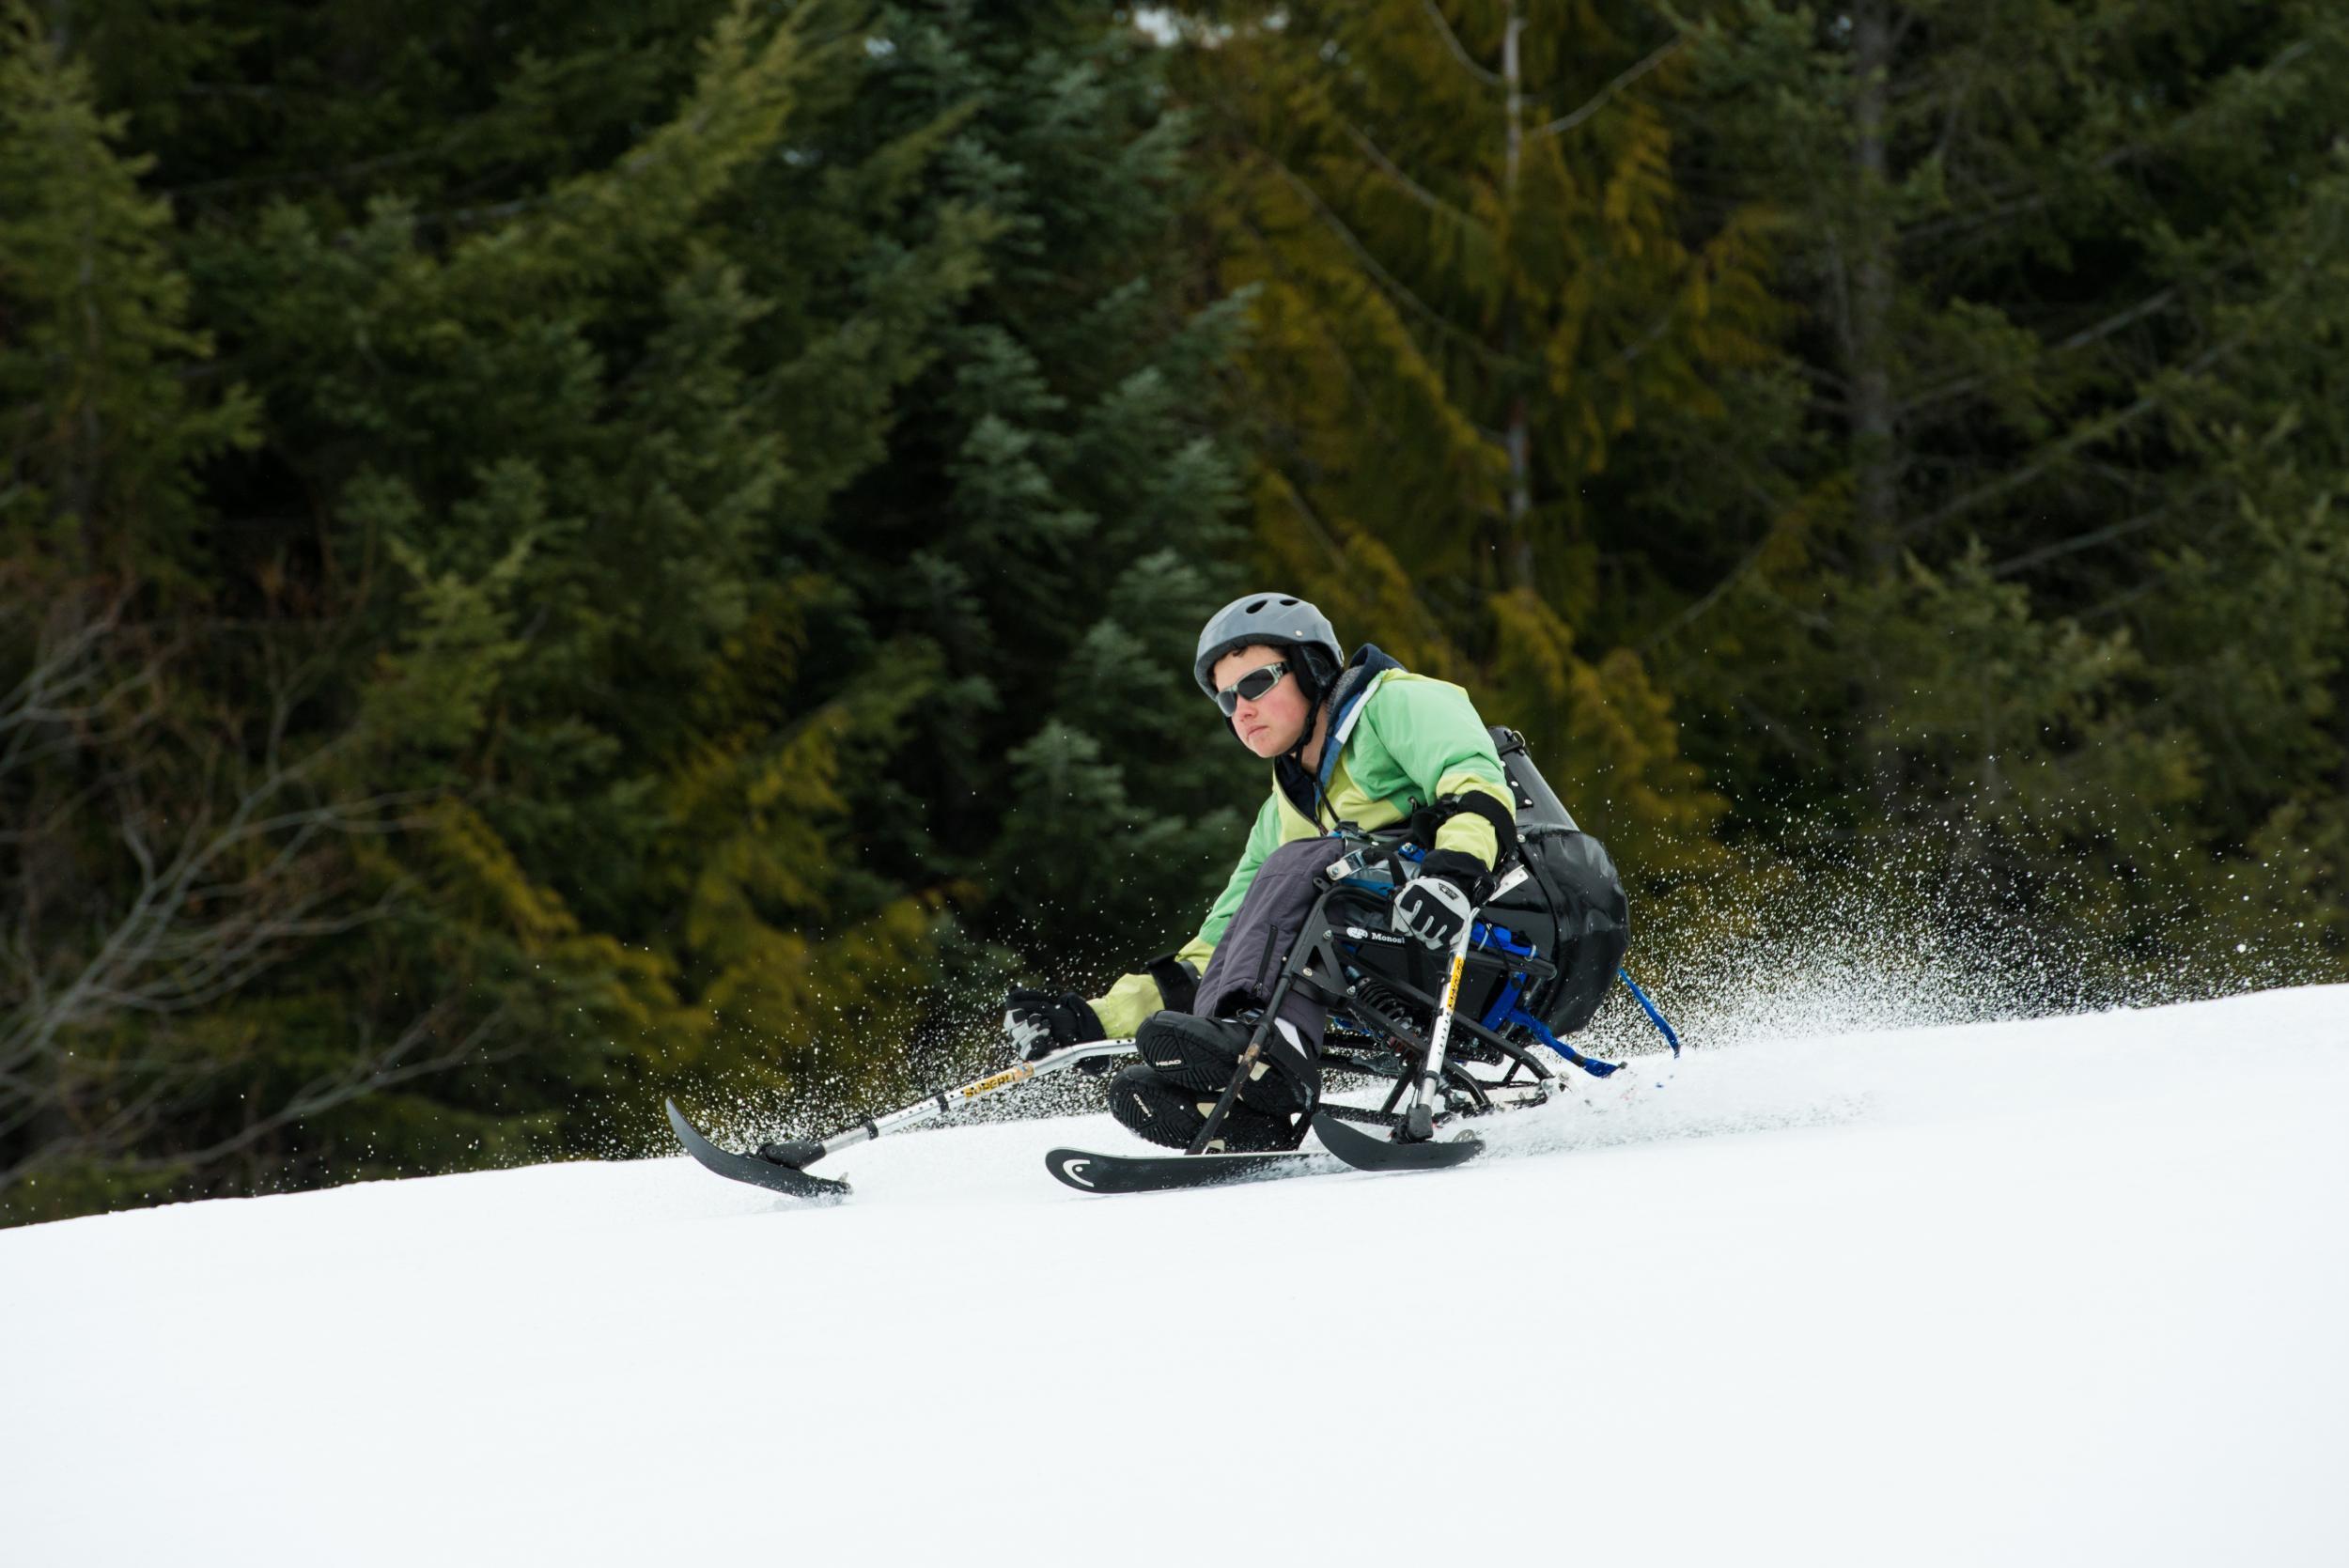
{"left": 1848, "top": 1, "right": 1907, "bottom": 823}
{"left": 1502, "top": 3, "right": 1536, "bottom": 591}
{"left": 1850, "top": 0, "right": 1899, "bottom": 570}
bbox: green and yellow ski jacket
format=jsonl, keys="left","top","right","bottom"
{"left": 1089, "top": 646, "right": 1512, "bottom": 1038}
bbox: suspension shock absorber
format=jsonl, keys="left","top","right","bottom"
{"left": 1346, "top": 968, "right": 1426, "bottom": 1032}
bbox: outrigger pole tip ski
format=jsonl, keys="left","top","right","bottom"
{"left": 666, "top": 1097, "right": 852, "bottom": 1202}
{"left": 666, "top": 1040, "right": 1135, "bottom": 1201}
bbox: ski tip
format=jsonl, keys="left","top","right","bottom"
{"left": 1044, "top": 1148, "right": 1095, "bottom": 1190}
{"left": 666, "top": 1095, "right": 852, "bottom": 1202}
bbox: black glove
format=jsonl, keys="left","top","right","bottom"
{"left": 1003, "top": 989, "right": 1106, "bottom": 1065}
{"left": 1392, "top": 852, "right": 1484, "bottom": 951}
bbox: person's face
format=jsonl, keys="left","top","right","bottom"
{"left": 1213, "top": 644, "right": 1312, "bottom": 759}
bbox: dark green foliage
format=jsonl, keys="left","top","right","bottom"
{"left": 1, "top": 0, "right": 1250, "bottom": 1224}
{"left": 1159, "top": 0, "right": 1761, "bottom": 893}
{"left": 1628, "top": 0, "right": 2349, "bottom": 990}
{"left": 812, "top": 9, "right": 1261, "bottom": 978}
{"left": 1150, "top": 0, "right": 2346, "bottom": 991}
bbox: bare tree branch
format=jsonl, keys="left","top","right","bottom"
{"left": 0, "top": 601, "right": 439, "bottom": 1203}
{"left": 0, "top": 1001, "right": 516, "bottom": 1200}
{"left": 1901, "top": 39, "right": 2320, "bottom": 250}
{"left": 1533, "top": 37, "right": 1684, "bottom": 139}
{"left": 1250, "top": 147, "right": 1532, "bottom": 375}
{"left": 0, "top": 592, "right": 168, "bottom": 781}
{"left": 0, "top": 773, "right": 426, "bottom": 1079}
{"left": 1342, "top": 122, "right": 1486, "bottom": 232}
{"left": 1897, "top": 287, "right": 2180, "bottom": 419}
{"left": 1988, "top": 480, "right": 2224, "bottom": 579}
{"left": 1899, "top": 334, "right": 2243, "bottom": 544}
{"left": 1419, "top": 0, "right": 1504, "bottom": 89}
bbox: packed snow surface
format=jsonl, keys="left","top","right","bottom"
{"left": 7, "top": 987, "right": 2347, "bottom": 1566}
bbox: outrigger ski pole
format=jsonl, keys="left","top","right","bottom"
{"left": 668, "top": 1038, "right": 1134, "bottom": 1200}
{"left": 1401, "top": 894, "right": 1481, "bottom": 1141}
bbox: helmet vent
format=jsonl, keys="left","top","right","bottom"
{"left": 1244, "top": 598, "right": 1268, "bottom": 613}
{"left": 1278, "top": 597, "right": 1298, "bottom": 605}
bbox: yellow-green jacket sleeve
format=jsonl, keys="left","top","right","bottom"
{"left": 1087, "top": 796, "right": 1283, "bottom": 1037}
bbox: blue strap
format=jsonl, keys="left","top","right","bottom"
{"left": 1501, "top": 1004, "right": 1625, "bottom": 1079}
{"left": 1317, "top": 679, "right": 1379, "bottom": 796}
{"left": 1618, "top": 970, "right": 1681, "bottom": 1057}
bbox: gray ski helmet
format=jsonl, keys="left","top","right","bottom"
{"left": 1193, "top": 592, "right": 1344, "bottom": 701}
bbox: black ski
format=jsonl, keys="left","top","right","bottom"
{"left": 667, "top": 1098, "right": 851, "bottom": 1202}
{"left": 1311, "top": 1110, "right": 1484, "bottom": 1172}
{"left": 1046, "top": 1145, "right": 1336, "bottom": 1195}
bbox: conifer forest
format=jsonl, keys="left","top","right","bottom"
{"left": 5, "top": 0, "right": 2344, "bottom": 1224}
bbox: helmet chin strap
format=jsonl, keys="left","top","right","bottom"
{"left": 1282, "top": 695, "right": 1336, "bottom": 827}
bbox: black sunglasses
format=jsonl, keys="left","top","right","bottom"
{"left": 1215, "top": 660, "right": 1290, "bottom": 716}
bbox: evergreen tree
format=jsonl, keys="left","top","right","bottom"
{"left": 153, "top": 0, "right": 1022, "bottom": 1164}
{"left": 3, "top": 0, "right": 1254, "bottom": 1223}
{"left": 0, "top": 0, "right": 256, "bottom": 583}
{"left": 808, "top": 5, "right": 1257, "bottom": 983}
{"left": 1642, "top": 0, "right": 2349, "bottom": 988}
{"left": 1162, "top": 0, "right": 1776, "bottom": 887}
{"left": 0, "top": 0, "right": 284, "bottom": 1218}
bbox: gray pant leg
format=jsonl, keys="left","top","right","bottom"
{"left": 1191, "top": 837, "right": 1332, "bottom": 1051}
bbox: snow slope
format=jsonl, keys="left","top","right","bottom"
{"left": 7, "top": 986, "right": 2347, "bottom": 1567}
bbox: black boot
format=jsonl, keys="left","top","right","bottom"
{"left": 1107, "top": 1066, "right": 1294, "bottom": 1153}
{"left": 1133, "top": 1010, "right": 1315, "bottom": 1115}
